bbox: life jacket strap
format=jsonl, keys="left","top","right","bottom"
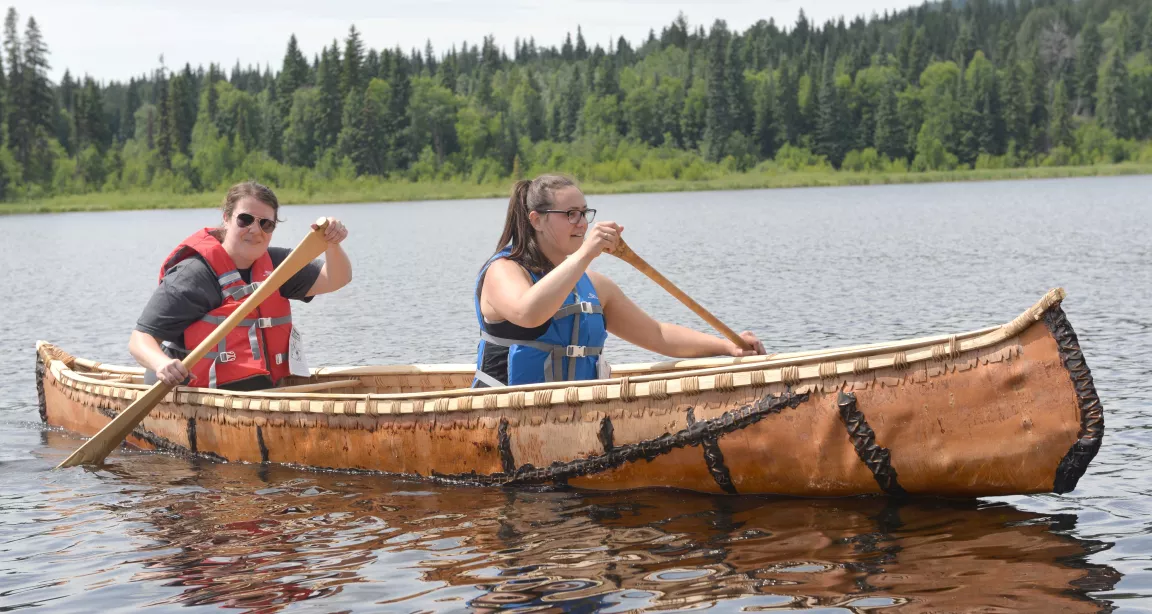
{"left": 473, "top": 370, "right": 506, "bottom": 388}
{"left": 224, "top": 282, "right": 261, "bottom": 301}
{"left": 479, "top": 332, "right": 603, "bottom": 383}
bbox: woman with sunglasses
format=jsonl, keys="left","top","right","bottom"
{"left": 472, "top": 174, "right": 765, "bottom": 388}
{"left": 129, "top": 181, "right": 352, "bottom": 391}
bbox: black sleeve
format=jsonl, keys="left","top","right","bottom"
{"left": 135, "top": 258, "right": 221, "bottom": 343}
{"left": 268, "top": 247, "right": 324, "bottom": 302}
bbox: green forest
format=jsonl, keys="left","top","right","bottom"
{"left": 2, "top": 0, "right": 1152, "bottom": 212}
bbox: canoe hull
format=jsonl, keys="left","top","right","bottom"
{"left": 37, "top": 292, "right": 1102, "bottom": 497}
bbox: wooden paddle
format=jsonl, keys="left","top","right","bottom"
{"left": 56, "top": 219, "right": 331, "bottom": 469}
{"left": 610, "top": 238, "right": 752, "bottom": 351}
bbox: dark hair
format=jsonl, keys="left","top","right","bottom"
{"left": 218, "top": 181, "right": 283, "bottom": 239}
{"left": 495, "top": 174, "right": 579, "bottom": 274}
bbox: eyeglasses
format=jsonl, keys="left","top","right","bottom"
{"left": 235, "top": 212, "right": 278, "bottom": 233}
{"left": 541, "top": 208, "right": 597, "bottom": 224}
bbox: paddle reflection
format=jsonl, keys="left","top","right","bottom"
{"left": 69, "top": 446, "right": 1117, "bottom": 613}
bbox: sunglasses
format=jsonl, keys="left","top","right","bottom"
{"left": 235, "top": 212, "right": 278, "bottom": 233}
{"left": 541, "top": 208, "right": 597, "bottom": 224}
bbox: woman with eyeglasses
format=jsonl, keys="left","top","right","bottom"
{"left": 472, "top": 174, "right": 765, "bottom": 388}
{"left": 129, "top": 181, "right": 352, "bottom": 391}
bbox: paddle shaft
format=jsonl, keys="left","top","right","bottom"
{"left": 610, "top": 239, "right": 751, "bottom": 351}
{"left": 56, "top": 220, "right": 331, "bottom": 469}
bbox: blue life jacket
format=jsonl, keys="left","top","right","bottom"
{"left": 473, "top": 248, "right": 608, "bottom": 387}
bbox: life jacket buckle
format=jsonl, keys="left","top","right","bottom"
{"left": 566, "top": 346, "right": 586, "bottom": 358}
{"left": 256, "top": 317, "right": 274, "bottom": 328}
{"left": 217, "top": 351, "right": 237, "bottom": 363}
{"left": 579, "top": 301, "right": 595, "bottom": 314}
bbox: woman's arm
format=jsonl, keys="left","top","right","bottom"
{"left": 306, "top": 218, "right": 353, "bottom": 297}
{"left": 129, "top": 330, "right": 190, "bottom": 385}
{"left": 592, "top": 272, "right": 765, "bottom": 357}
{"left": 482, "top": 222, "right": 621, "bottom": 328}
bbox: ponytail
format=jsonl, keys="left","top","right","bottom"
{"left": 493, "top": 174, "right": 578, "bottom": 274}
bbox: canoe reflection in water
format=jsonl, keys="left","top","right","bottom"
{"left": 57, "top": 439, "right": 1117, "bottom": 613}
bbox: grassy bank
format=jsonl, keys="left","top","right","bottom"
{"left": 4, "top": 162, "right": 1151, "bottom": 215}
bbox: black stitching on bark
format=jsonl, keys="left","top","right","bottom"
{"left": 1043, "top": 305, "right": 1104, "bottom": 494}
{"left": 94, "top": 406, "right": 226, "bottom": 462}
{"left": 433, "top": 391, "right": 807, "bottom": 486}
{"left": 498, "top": 417, "right": 515, "bottom": 474}
{"left": 187, "top": 418, "right": 198, "bottom": 453}
{"left": 598, "top": 416, "right": 614, "bottom": 452}
{"left": 701, "top": 439, "right": 738, "bottom": 494}
{"left": 838, "top": 392, "right": 907, "bottom": 496}
{"left": 257, "top": 426, "right": 269, "bottom": 464}
{"left": 35, "top": 353, "right": 47, "bottom": 423}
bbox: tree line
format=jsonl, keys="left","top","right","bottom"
{"left": 2, "top": 0, "right": 1151, "bottom": 200}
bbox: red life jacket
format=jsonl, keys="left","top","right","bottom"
{"left": 159, "top": 228, "right": 293, "bottom": 388}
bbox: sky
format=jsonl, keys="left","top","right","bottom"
{"left": 25, "top": 0, "right": 924, "bottom": 84}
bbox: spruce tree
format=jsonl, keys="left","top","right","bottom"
{"left": 1074, "top": 21, "right": 1102, "bottom": 114}
{"left": 775, "top": 60, "right": 800, "bottom": 145}
{"left": 701, "top": 22, "right": 731, "bottom": 161}
{"left": 341, "top": 25, "right": 364, "bottom": 98}
{"left": 1097, "top": 46, "right": 1132, "bottom": 139}
{"left": 316, "top": 41, "right": 343, "bottom": 150}
{"left": 279, "top": 34, "right": 311, "bottom": 119}
{"left": 874, "top": 85, "right": 906, "bottom": 160}
{"left": 1049, "top": 78, "right": 1073, "bottom": 149}
{"left": 4, "top": 8, "right": 22, "bottom": 156}
{"left": 751, "top": 76, "right": 778, "bottom": 158}
{"left": 155, "top": 68, "right": 172, "bottom": 168}
{"left": 262, "top": 79, "right": 283, "bottom": 160}
{"left": 814, "top": 49, "right": 847, "bottom": 166}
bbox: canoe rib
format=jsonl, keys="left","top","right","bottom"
{"left": 1044, "top": 306, "right": 1104, "bottom": 494}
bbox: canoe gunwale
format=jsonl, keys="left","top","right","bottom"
{"left": 1044, "top": 306, "right": 1104, "bottom": 494}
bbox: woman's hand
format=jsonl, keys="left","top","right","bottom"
{"left": 726, "top": 331, "right": 766, "bottom": 357}
{"left": 154, "top": 357, "right": 190, "bottom": 386}
{"left": 312, "top": 217, "right": 349, "bottom": 245}
{"left": 577, "top": 221, "right": 623, "bottom": 260}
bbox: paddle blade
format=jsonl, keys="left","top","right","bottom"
{"left": 55, "top": 382, "right": 174, "bottom": 468}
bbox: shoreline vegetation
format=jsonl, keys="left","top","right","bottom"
{"left": 3, "top": 162, "right": 1149, "bottom": 215}
{"left": 3, "top": 1, "right": 1152, "bottom": 216}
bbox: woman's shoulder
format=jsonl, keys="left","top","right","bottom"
{"left": 585, "top": 270, "right": 620, "bottom": 302}
{"left": 486, "top": 256, "right": 533, "bottom": 279}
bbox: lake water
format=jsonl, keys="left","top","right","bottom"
{"left": 2, "top": 176, "right": 1150, "bottom": 612}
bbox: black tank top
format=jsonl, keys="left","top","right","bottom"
{"left": 475, "top": 261, "right": 550, "bottom": 386}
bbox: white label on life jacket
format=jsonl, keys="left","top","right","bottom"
{"left": 289, "top": 328, "right": 310, "bottom": 377}
{"left": 597, "top": 357, "right": 611, "bottom": 380}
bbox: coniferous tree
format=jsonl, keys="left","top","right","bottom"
{"left": 155, "top": 67, "right": 172, "bottom": 168}
{"left": 814, "top": 49, "right": 848, "bottom": 166}
{"left": 775, "top": 60, "right": 801, "bottom": 145}
{"left": 1074, "top": 21, "right": 1102, "bottom": 114}
{"left": 262, "top": 78, "right": 283, "bottom": 160}
{"left": 278, "top": 35, "right": 310, "bottom": 118}
{"left": 341, "top": 25, "right": 364, "bottom": 99}
{"left": 1049, "top": 78, "right": 1073, "bottom": 149}
{"left": 315, "top": 41, "right": 343, "bottom": 151}
{"left": 874, "top": 85, "right": 906, "bottom": 160}
{"left": 1096, "top": 46, "right": 1132, "bottom": 138}
{"left": 22, "top": 16, "right": 55, "bottom": 181}
{"left": 701, "top": 22, "right": 732, "bottom": 161}
{"left": 751, "top": 76, "right": 778, "bottom": 158}
{"left": 575, "top": 26, "right": 588, "bottom": 60}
